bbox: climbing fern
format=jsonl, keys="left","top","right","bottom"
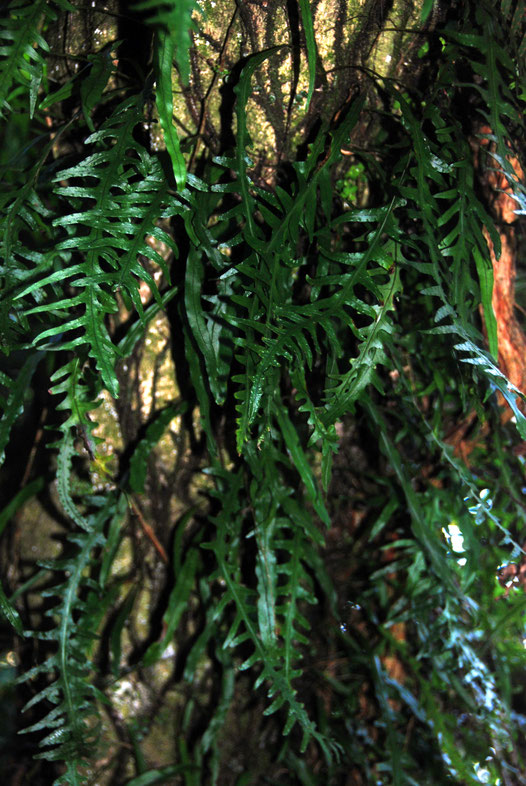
{"left": 18, "top": 496, "right": 119, "bottom": 783}
{"left": 1, "top": 0, "right": 526, "bottom": 783}
{"left": 0, "top": 0, "right": 73, "bottom": 119}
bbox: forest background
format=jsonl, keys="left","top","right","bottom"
{"left": 2, "top": 0, "right": 526, "bottom": 784}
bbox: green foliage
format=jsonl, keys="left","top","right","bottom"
{"left": 18, "top": 497, "right": 119, "bottom": 779}
{"left": 297, "top": 0, "right": 317, "bottom": 110}
{"left": 0, "top": 0, "right": 74, "bottom": 119}
{"left": 134, "top": 0, "right": 201, "bottom": 86}
{"left": 1, "top": 0, "right": 526, "bottom": 784}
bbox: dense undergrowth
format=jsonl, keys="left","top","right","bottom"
{"left": 1, "top": 0, "right": 526, "bottom": 783}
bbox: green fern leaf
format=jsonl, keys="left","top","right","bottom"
{"left": 0, "top": 351, "right": 41, "bottom": 465}
{"left": 275, "top": 405, "right": 330, "bottom": 526}
{"left": 80, "top": 46, "right": 114, "bottom": 132}
{"left": 13, "top": 97, "right": 185, "bottom": 397}
{"left": 133, "top": 0, "right": 201, "bottom": 86}
{"left": 129, "top": 401, "right": 187, "bottom": 493}
{"left": 19, "top": 497, "right": 118, "bottom": 780}
{"left": 143, "top": 547, "right": 199, "bottom": 666}
{"left": 0, "top": 0, "right": 47, "bottom": 119}
{"left": 298, "top": 0, "right": 317, "bottom": 110}
{"left": 154, "top": 29, "right": 186, "bottom": 189}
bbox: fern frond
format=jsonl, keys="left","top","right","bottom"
{"left": 322, "top": 263, "right": 401, "bottom": 425}
{"left": 80, "top": 46, "right": 114, "bottom": 132}
{"left": 0, "top": 149, "right": 60, "bottom": 353}
{"left": 0, "top": 0, "right": 75, "bottom": 118}
{"left": 133, "top": 0, "right": 201, "bottom": 86}
{"left": 297, "top": 0, "right": 317, "bottom": 110}
{"left": 14, "top": 96, "right": 184, "bottom": 396}
{"left": 200, "top": 446, "right": 338, "bottom": 759}
{"left": 0, "top": 0, "right": 48, "bottom": 119}
{"left": 389, "top": 37, "right": 526, "bottom": 436}
{"left": 185, "top": 245, "right": 235, "bottom": 406}
{"left": 213, "top": 89, "right": 371, "bottom": 451}
{"left": 211, "top": 531, "right": 336, "bottom": 757}
{"left": 0, "top": 351, "right": 42, "bottom": 465}
{"left": 19, "top": 497, "right": 118, "bottom": 783}
{"left": 47, "top": 357, "right": 106, "bottom": 532}
{"left": 154, "top": 28, "right": 186, "bottom": 189}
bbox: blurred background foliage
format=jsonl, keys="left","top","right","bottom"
{"left": 1, "top": 0, "right": 526, "bottom": 784}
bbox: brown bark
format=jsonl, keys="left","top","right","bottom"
{"left": 486, "top": 227, "right": 526, "bottom": 398}
{"left": 479, "top": 129, "right": 526, "bottom": 403}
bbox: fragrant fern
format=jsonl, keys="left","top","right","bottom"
{"left": 134, "top": 0, "right": 203, "bottom": 188}
{"left": 17, "top": 497, "right": 118, "bottom": 783}
{"left": 14, "top": 93, "right": 183, "bottom": 397}
{"left": 202, "top": 454, "right": 338, "bottom": 759}
{"left": 133, "top": 0, "right": 201, "bottom": 86}
{"left": 2, "top": 0, "right": 526, "bottom": 783}
{"left": 0, "top": 0, "right": 71, "bottom": 119}
{"left": 390, "top": 11, "right": 526, "bottom": 430}
{"left": 0, "top": 124, "right": 65, "bottom": 365}
{"left": 0, "top": 352, "right": 42, "bottom": 464}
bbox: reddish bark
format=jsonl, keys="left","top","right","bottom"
{"left": 479, "top": 128, "right": 526, "bottom": 403}
{"left": 486, "top": 226, "right": 526, "bottom": 400}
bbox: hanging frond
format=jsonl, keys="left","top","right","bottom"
{"left": 18, "top": 496, "right": 120, "bottom": 783}
{"left": 1, "top": 0, "right": 49, "bottom": 118}
{"left": 14, "top": 95, "right": 184, "bottom": 397}
{"left": 133, "top": 0, "right": 202, "bottom": 85}
{"left": 2, "top": 0, "right": 526, "bottom": 782}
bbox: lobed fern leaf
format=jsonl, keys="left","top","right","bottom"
{"left": 0, "top": 0, "right": 50, "bottom": 119}
{"left": 154, "top": 28, "right": 186, "bottom": 189}
{"left": 18, "top": 497, "right": 118, "bottom": 783}
{"left": 0, "top": 351, "right": 41, "bottom": 464}
{"left": 4, "top": 0, "right": 526, "bottom": 779}
{"left": 14, "top": 95, "right": 184, "bottom": 397}
{"left": 297, "top": 0, "right": 317, "bottom": 110}
{"left": 133, "top": 0, "right": 202, "bottom": 86}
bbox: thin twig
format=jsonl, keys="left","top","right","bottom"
{"left": 128, "top": 495, "right": 168, "bottom": 564}
{"left": 188, "top": 6, "right": 238, "bottom": 171}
